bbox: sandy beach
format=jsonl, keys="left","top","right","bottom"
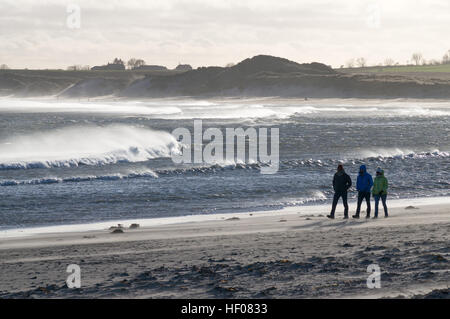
{"left": 0, "top": 197, "right": 448, "bottom": 299}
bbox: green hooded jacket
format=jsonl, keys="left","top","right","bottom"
{"left": 372, "top": 170, "right": 388, "bottom": 195}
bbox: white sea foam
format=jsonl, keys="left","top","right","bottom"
{"left": 0, "top": 99, "right": 182, "bottom": 115}
{"left": 0, "top": 125, "right": 181, "bottom": 169}
{"left": 1, "top": 98, "right": 449, "bottom": 120}
{"left": 357, "top": 148, "right": 449, "bottom": 160}
{"left": 0, "top": 169, "right": 158, "bottom": 186}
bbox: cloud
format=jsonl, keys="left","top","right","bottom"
{"left": 0, "top": 0, "right": 449, "bottom": 69}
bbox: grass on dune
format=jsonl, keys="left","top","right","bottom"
{"left": 339, "top": 64, "right": 450, "bottom": 73}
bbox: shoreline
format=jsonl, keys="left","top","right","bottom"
{"left": 1, "top": 195, "right": 449, "bottom": 241}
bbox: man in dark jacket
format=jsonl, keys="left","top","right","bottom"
{"left": 352, "top": 164, "right": 373, "bottom": 219}
{"left": 327, "top": 164, "right": 352, "bottom": 219}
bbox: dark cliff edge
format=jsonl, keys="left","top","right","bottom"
{"left": 2, "top": 55, "right": 450, "bottom": 99}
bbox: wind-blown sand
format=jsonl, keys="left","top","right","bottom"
{"left": 0, "top": 198, "right": 449, "bottom": 299}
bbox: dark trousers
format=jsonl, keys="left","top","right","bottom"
{"left": 374, "top": 194, "right": 388, "bottom": 217}
{"left": 356, "top": 191, "right": 371, "bottom": 216}
{"left": 330, "top": 191, "right": 348, "bottom": 217}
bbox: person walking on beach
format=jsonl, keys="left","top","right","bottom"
{"left": 352, "top": 165, "right": 373, "bottom": 219}
{"left": 372, "top": 167, "right": 389, "bottom": 218}
{"left": 327, "top": 164, "right": 352, "bottom": 219}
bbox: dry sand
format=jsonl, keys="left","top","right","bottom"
{"left": 0, "top": 201, "right": 448, "bottom": 299}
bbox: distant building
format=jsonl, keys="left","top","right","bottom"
{"left": 175, "top": 64, "right": 193, "bottom": 72}
{"left": 91, "top": 63, "right": 125, "bottom": 71}
{"left": 133, "top": 65, "right": 168, "bottom": 71}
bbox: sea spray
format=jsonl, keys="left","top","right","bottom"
{"left": 0, "top": 125, "right": 181, "bottom": 169}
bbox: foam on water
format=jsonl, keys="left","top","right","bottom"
{"left": 0, "top": 99, "right": 182, "bottom": 115}
{"left": 0, "top": 169, "right": 158, "bottom": 186}
{"left": 0, "top": 125, "right": 181, "bottom": 170}
{"left": 1, "top": 98, "right": 449, "bottom": 120}
{"left": 356, "top": 149, "right": 449, "bottom": 160}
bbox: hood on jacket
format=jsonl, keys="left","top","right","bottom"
{"left": 359, "top": 165, "right": 367, "bottom": 174}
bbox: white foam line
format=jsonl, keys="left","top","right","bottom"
{"left": 1, "top": 196, "right": 449, "bottom": 239}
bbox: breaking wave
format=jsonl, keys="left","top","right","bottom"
{"left": 0, "top": 125, "right": 181, "bottom": 170}
{"left": 0, "top": 162, "right": 267, "bottom": 187}
{"left": 354, "top": 149, "right": 449, "bottom": 160}
{"left": 0, "top": 99, "right": 183, "bottom": 115}
{"left": 1, "top": 148, "right": 448, "bottom": 187}
{"left": 283, "top": 149, "right": 450, "bottom": 168}
{"left": 0, "top": 169, "right": 158, "bottom": 186}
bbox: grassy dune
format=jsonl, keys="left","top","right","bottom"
{"left": 2, "top": 56, "right": 450, "bottom": 99}
{"left": 340, "top": 64, "right": 450, "bottom": 74}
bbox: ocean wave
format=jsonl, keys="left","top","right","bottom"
{"left": 156, "top": 161, "right": 265, "bottom": 176}
{"left": 0, "top": 162, "right": 266, "bottom": 186}
{"left": 390, "top": 108, "right": 450, "bottom": 117}
{"left": 282, "top": 150, "right": 450, "bottom": 168}
{"left": 1, "top": 149, "right": 447, "bottom": 186}
{"left": 0, "top": 169, "right": 158, "bottom": 186}
{"left": 279, "top": 191, "right": 329, "bottom": 206}
{"left": 356, "top": 149, "right": 450, "bottom": 160}
{"left": 0, "top": 125, "right": 181, "bottom": 170}
{"left": 0, "top": 99, "right": 183, "bottom": 115}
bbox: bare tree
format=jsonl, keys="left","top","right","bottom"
{"left": 134, "top": 59, "right": 145, "bottom": 68}
{"left": 411, "top": 53, "right": 423, "bottom": 65}
{"left": 345, "top": 59, "right": 355, "bottom": 68}
{"left": 384, "top": 58, "right": 395, "bottom": 66}
{"left": 356, "top": 57, "right": 367, "bottom": 68}
{"left": 442, "top": 50, "right": 450, "bottom": 64}
{"left": 113, "top": 58, "right": 125, "bottom": 66}
{"left": 127, "top": 58, "right": 145, "bottom": 69}
{"left": 0, "top": 64, "right": 9, "bottom": 70}
{"left": 127, "top": 58, "right": 137, "bottom": 69}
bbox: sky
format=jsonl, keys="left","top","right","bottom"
{"left": 1, "top": 0, "right": 449, "bottom": 69}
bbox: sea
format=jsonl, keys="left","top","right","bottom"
{"left": 0, "top": 98, "right": 449, "bottom": 231}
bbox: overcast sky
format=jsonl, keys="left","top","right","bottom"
{"left": 1, "top": 0, "right": 449, "bottom": 69}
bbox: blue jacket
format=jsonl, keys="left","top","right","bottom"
{"left": 356, "top": 165, "right": 373, "bottom": 193}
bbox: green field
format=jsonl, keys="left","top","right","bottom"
{"left": 339, "top": 63, "right": 450, "bottom": 74}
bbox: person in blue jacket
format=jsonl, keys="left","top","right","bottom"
{"left": 352, "top": 165, "right": 373, "bottom": 219}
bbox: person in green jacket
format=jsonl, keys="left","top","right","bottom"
{"left": 372, "top": 167, "right": 388, "bottom": 218}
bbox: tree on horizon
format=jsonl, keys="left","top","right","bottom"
{"left": 412, "top": 53, "right": 423, "bottom": 65}
{"left": 127, "top": 58, "right": 145, "bottom": 69}
{"left": 356, "top": 57, "right": 367, "bottom": 67}
{"left": 113, "top": 58, "right": 125, "bottom": 66}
